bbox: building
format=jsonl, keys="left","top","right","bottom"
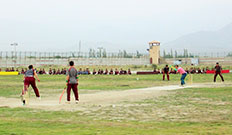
{"left": 148, "top": 40, "right": 160, "bottom": 64}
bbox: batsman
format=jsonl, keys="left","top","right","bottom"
{"left": 175, "top": 65, "right": 187, "bottom": 86}
{"left": 66, "top": 61, "right": 79, "bottom": 104}
{"left": 170, "top": 65, "right": 187, "bottom": 86}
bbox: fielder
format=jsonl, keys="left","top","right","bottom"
{"left": 163, "top": 65, "right": 170, "bottom": 81}
{"left": 66, "top": 61, "right": 79, "bottom": 104}
{"left": 214, "top": 62, "right": 224, "bottom": 82}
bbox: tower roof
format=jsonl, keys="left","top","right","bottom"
{"left": 149, "top": 40, "right": 160, "bottom": 44}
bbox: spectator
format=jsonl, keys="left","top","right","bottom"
{"left": 115, "top": 68, "right": 119, "bottom": 75}
{"left": 104, "top": 69, "right": 108, "bottom": 75}
{"left": 92, "top": 69, "right": 97, "bottom": 75}
{"left": 128, "top": 69, "right": 131, "bottom": 75}
{"left": 49, "top": 68, "right": 52, "bottom": 75}
{"left": 109, "top": 69, "right": 113, "bottom": 75}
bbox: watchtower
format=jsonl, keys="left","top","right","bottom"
{"left": 148, "top": 40, "right": 160, "bottom": 64}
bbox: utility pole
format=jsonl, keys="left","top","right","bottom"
{"left": 10, "top": 43, "right": 18, "bottom": 68}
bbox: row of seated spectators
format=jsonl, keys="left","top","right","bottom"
{"left": 1, "top": 67, "right": 218, "bottom": 75}
{"left": 92, "top": 68, "right": 131, "bottom": 75}
{"left": 47, "top": 68, "right": 132, "bottom": 75}
{"left": 0, "top": 67, "right": 132, "bottom": 75}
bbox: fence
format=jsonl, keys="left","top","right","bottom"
{"left": 1, "top": 51, "right": 232, "bottom": 67}
{"left": 161, "top": 52, "right": 232, "bottom": 58}
{"left": 0, "top": 51, "right": 150, "bottom": 67}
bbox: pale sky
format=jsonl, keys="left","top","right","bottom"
{"left": 0, "top": 0, "right": 232, "bottom": 53}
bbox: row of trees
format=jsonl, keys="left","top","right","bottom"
{"left": 163, "top": 49, "right": 194, "bottom": 58}
{"left": 88, "top": 48, "right": 143, "bottom": 58}
{"left": 227, "top": 53, "right": 232, "bottom": 57}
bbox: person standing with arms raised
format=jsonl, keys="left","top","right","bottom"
{"left": 66, "top": 61, "right": 79, "bottom": 104}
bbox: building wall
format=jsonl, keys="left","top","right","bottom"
{"left": 0, "top": 57, "right": 150, "bottom": 67}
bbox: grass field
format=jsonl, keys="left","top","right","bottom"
{"left": 0, "top": 73, "right": 232, "bottom": 135}
{"left": 0, "top": 74, "right": 232, "bottom": 98}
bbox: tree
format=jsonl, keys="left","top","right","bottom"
{"left": 89, "top": 48, "right": 92, "bottom": 58}
{"left": 151, "top": 64, "right": 157, "bottom": 70}
{"left": 175, "top": 50, "right": 178, "bottom": 58}
{"left": 186, "top": 49, "right": 188, "bottom": 58}
{"left": 118, "top": 50, "right": 122, "bottom": 57}
{"left": 163, "top": 50, "right": 166, "bottom": 58}
{"left": 92, "top": 49, "right": 96, "bottom": 57}
{"left": 170, "top": 49, "right": 173, "bottom": 58}
{"left": 136, "top": 50, "right": 141, "bottom": 58}
{"left": 227, "top": 52, "right": 232, "bottom": 57}
{"left": 123, "top": 50, "right": 127, "bottom": 58}
{"left": 102, "top": 49, "right": 107, "bottom": 58}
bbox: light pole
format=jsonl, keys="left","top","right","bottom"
{"left": 78, "top": 40, "right": 81, "bottom": 57}
{"left": 10, "top": 43, "right": 18, "bottom": 68}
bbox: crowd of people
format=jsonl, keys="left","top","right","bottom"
{"left": 0, "top": 66, "right": 222, "bottom": 75}
{"left": 0, "top": 67, "right": 132, "bottom": 75}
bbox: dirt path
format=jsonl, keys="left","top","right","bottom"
{"left": 0, "top": 83, "right": 228, "bottom": 111}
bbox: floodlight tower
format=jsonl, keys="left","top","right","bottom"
{"left": 10, "top": 43, "right": 18, "bottom": 67}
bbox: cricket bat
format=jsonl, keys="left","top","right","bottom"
{"left": 59, "top": 87, "right": 66, "bottom": 104}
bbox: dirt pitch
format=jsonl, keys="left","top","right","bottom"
{"left": 0, "top": 83, "right": 228, "bottom": 112}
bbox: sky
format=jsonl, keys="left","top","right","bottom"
{"left": 0, "top": 0, "right": 232, "bottom": 53}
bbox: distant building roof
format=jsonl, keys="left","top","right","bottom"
{"left": 149, "top": 40, "right": 160, "bottom": 44}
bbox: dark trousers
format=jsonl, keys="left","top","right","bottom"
{"left": 163, "top": 72, "right": 169, "bottom": 80}
{"left": 181, "top": 73, "right": 187, "bottom": 85}
{"left": 214, "top": 72, "right": 224, "bottom": 82}
{"left": 67, "top": 84, "right": 79, "bottom": 101}
{"left": 24, "top": 77, "right": 40, "bottom": 97}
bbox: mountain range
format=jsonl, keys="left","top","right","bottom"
{"left": 163, "top": 22, "right": 232, "bottom": 53}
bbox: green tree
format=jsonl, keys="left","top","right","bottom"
{"left": 136, "top": 50, "right": 141, "bottom": 58}
{"left": 123, "top": 50, "right": 127, "bottom": 58}
{"left": 163, "top": 50, "right": 166, "bottom": 58}
{"left": 103, "top": 49, "right": 107, "bottom": 58}
{"left": 175, "top": 50, "right": 178, "bottom": 58}
{"left": 170, "top": 49, "right": 173, "bottom": 58}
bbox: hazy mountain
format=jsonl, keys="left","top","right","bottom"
{"left": 163, "top": 23, "right": 232, "bottom": 53}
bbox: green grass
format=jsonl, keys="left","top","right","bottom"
{"left": 118, "top": 87, "right": 232, "bottom": 123}
{"left": 0, "top": 74, "right": 232, "bottom": 97}
{"left": 1, "top": 86, "right": 232, "bottom": 134}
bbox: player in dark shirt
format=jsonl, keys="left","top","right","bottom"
{"left": 214, "top": 62, "right": 224, "bottom": 82}
{"left": 22, "top": 65, "right": 41, "bottom": 105}
{"left": 163, "top": 65, "right": 169, "bottom": 81}
{"left": 66, "top": 61, "right": 79, "bottom": 103}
